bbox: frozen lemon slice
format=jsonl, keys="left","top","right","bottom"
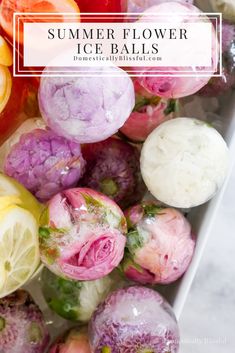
{"left": 0, "top": 64, "right": 12, "bottom": 114}
{"left": 0, "top": 36, "right": 13, "bottom": 66}
{"left": 0, "top": 196, "right": 22, "bottom": 212}
{"left": 0, "top": 205, "right": 40, "bottom": 298}
{"left": 0, "top": 173, "right": 43, "bottom": 221}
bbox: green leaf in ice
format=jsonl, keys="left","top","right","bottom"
{"left": 39, "top": 226, "right": 66, "bottom": 239}
{"left": 134, "top": 94, "right": 161, "bottom": 112}
{"left": 127, "top": 230, "right": 143, "bottom": 253}
{"left": 38, "top": 227, "right": 50, "bottom": 239}
{"left": 81, "top": 192, "right": 103, "bottom": 209}
{"left": 142, "top": 203, "right": 164, "bottom": 218}
{"left": 42, "top": 269, "right": 83, "bottom": 321}
{"left": 164, "top": 99, "right": 178, "bottom": 115}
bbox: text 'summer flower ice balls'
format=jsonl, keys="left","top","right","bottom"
{"left": 141, "top": 118, "right": 229, "bottom": 208}
{"left": 39, "top": 188, "right": 127, "bottom": 281}
{"left": 89, "top": 286, "right": 180, "bottom": 353}
{"left": 136, "top": 2, "right": 218, "bottom": 99}
{"left": 38, "top": 66, "right": 135, "bottom": 144}
{"left": 122, "top": 203, "right": 195, "bottom": 284}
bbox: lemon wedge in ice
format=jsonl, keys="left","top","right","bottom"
{"left": 0, "top": 173, "right": 43, "bottom": 221}
{"left": 0, "top": 205, "right": 40, "bottom": 298}
{"left": 0, "top": 195, "right": 22, "bottom": 212}
{"left": 0, "top": 64, "right": 12, "bottom": 114}
{"left": 0, "top": 36, "right": 13, "bottom": 66}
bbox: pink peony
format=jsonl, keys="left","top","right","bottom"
{"left": 135, "top": 2, "right": 218, "bottom": 99}
{"left": 49, "top": 327, "right": 91, "bottom": 353}
{"left": 120, "top": 80, "right": 177, "bottom": 142}
{"left": 122, "top": 203, "right": 195, "bottom": 284}
{"left": 39, "top": 188, "right": 127, "bottom": 281}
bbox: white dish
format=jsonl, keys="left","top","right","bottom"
{"left": 23, "top": 93, "right": 235, "bottom": 342}
{"left": 168, "top": 92, "right": 235, "bottom": 319}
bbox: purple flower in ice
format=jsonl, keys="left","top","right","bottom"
{"left": 4, "top": 128, "right": 85, "bottom": 201}
{"left": 38, "top": 66, "right": 135, "bottom": 143}
{"left": 0, "top": 290, "right": 49, "bottom": 353}
{"left": 80, "top": 138, "right": 146, "bottom": 209}
{"left": 199, "top": 21, "right": 235, "bottom": 96}
{"left": 89, "top": 286, "right": 180, "bottom": 353}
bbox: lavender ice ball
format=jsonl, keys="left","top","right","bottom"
{"left": 38, "top": 66, "right": 135, "bottom": 143}
{"left": 0, "top": 290, "right": 50, "bottom": 353}
{"left": 89, "top": 286, "right": 180, "bottom": 353}
{"left": 4, "top": 128, "right": 86, "bottom": 202}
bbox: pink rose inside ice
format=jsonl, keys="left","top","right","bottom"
{"left": 39, "top": 188, "right": 127, "bottom": 281}
{"left": 49, "top": 327, "right": 91, "bottom": 353}
{"left": 123, "top": 203, "right": 196, "bottom": 284}
{"left": 120, "top": 80, "right": 177, "bottom": 141}
{"left": 134, "top": 2, "right": 218, "bottom": 98}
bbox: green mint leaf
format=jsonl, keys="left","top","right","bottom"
{"left": 142, "top": 203, "right": 164, "bottom": 217}
{"left": 39, "top": 227, "right": 50, "bottom": 239}
{"left": 164, "top": 99, "right": 177, "bottom": 115}
{"left": 127, "top": 230, "right": 143, "bottom": 252}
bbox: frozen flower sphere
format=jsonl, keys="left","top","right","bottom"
{"left": 41, "top": 267, "right": 116, "bottom": 322}
{"left": 136, "top": 2, "right": 217, "bottom": 98}
{"left": 2, "top": 119, "right": 86, "bottom": 202}
{"left": 120, "top": 81, "right": 177, "bottom": 142}
{"left": 0, "top": 290, "right": 50, "bottom": 353}
{"left": 222, "top": 21, "right": 235, "bottom": 53}
{"left": 122, "top": 203, "right": 195, "bottom": 284}
{"left": 81, "top": 137, "right": 146, "bottom": 208}
{"left": 38, "top": 66, "right": 135, "bottom": 143}
{"left": 0, "top": 119, "right": 46, "bottom": 174}
{"left": 199, "top": 21, "right": 235, "bottom": 96}
{"left": 127, "top": 0, "right": 193, "bottom": 13}
{"left": 39, "top": 188, "right": 127, "bottom": 281}
{"left": 222, "top": 22, "right": 235, "bottom": 76}
{"left": 210, "top": 0, "right": 235, "bottom": 23}
{"left": 141, "top": 118, "right": 229, "bottom": 208}
{"left": 49, "top": 327, "right": 91, "bottom": 353}
{"left": 89, "top": 286, "right": 180, "bottom": 353}
{"left": 198, "top": 67, "right": 235, "bottom": 97}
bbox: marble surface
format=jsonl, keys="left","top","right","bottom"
{"left": 179, "top": 164, "right": 235, "bottom": 352}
